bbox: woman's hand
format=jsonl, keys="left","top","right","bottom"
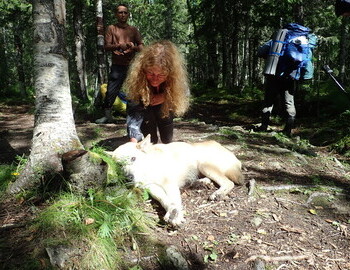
{"left": 151, "top": 93, "right": 165, "bottom": 106}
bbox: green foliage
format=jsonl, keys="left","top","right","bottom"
{"left": 0, "top": 155, "right": 28, "bottom": 198}
{"left": 128, "top": 266, "right": 143, "bottom": 270}
{"left": 272, "top": 133, "right": 318, "bottom": 157}
{"left": 331, "top": 111, "right": 350, "bottom": 156}
{"left": 89, "top": 146, "right": 127, "bottom": 185}
{"left": 218, "top": 127, "right": 242, "bottom": 141}
{"left": 309, "top": 175, "right": 335, "bottom": 187}
{"left": 0, "top": 164, "right": 16, "bottom": 197}
{"left": 332, "top": 134, "right": 350, "bottom": 156}
{"left": 34, "top": 188, "right": 155, "bottom": 269}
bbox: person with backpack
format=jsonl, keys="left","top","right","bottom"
{"left": 255, "top": 23, "right": 317, "bottom": 137}
{"left": 335, "top": 0, "right": 350, "bottom": 16}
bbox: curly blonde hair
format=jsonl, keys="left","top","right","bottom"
{"left": 124, "top": 40, "right": 190, "bottom": 117}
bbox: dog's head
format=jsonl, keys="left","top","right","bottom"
{"left": 108, "top": 135, "right": 154, "bottom": 182}
{"left": 109, "top": 134, "right": 153, "bottom": 163}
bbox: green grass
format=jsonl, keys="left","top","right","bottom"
{"left": 0, "top": 150, "right": 157, "bottom": 270}
{"left": 0, "top": 164, "right": 16, "bottom": 197}
{"left": 89, "top": 146, "right": 128, "bottom": 186}
{"left": 33, "top": 187, "right": 156, "bottom": 269}
{"left": 0, "top": 155, "right": 27, "bottom": 198}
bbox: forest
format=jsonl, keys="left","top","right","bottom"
{"left": 1, "top": 0, "right": 350, "bottom": 99}
{"left": 1, "top": 0, "right": 350, "bottom": 269}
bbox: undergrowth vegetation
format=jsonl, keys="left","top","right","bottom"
{"left": 190, "top": 83, "right": 350, "bottom": 158}
{"left": 0, "top": 151, "right": 157, "bottom": 270}
{"left": 33, "top": 188, "right": 156, "bottom": 269}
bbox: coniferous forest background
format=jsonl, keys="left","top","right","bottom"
{"left": 1, "top": 0, "right": 349, "bottom": 97}
{"left": 1, "top": 0, "right": 350, "bottom": 150}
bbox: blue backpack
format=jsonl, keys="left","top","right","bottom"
{"left": 278, "top": 23, "right": 317, "bottom": 80}
{"left": 260, "top": 23, "right": 317, "bottom": 80}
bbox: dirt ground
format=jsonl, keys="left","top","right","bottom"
{"left": 1, "top": 103, "right": 350, "bottom": 270}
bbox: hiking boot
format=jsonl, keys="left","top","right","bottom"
{"left": 282, "top": 116, "right": 295, "bottom": 137}
{"left": 95, "top": 109, "right": 115, "bottom": 124}
{"left": 95, "top": 116, "right": 109, "bottom": 124}
{"left": 254, "top": 124, "right": 268, "bottom": 132}
{"left": 254, "top": 112, "right": 270, "bottom": 132}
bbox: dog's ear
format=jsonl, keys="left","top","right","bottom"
{"left": 138, "top": 134, "right": 152, "bottom": 151}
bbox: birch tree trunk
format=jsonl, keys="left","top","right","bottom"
{"left": 93, "top": 0, "right": 106, "bottom": 107}
{"left": 73, "top": 0, "right": 88, "bottom": 101}
{"left": 8, "top": 0, "right": 84, "bottom": 193}
{"left": 95, "top": 0, "right": 106, "bottom": 85}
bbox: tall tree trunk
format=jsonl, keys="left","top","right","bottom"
{"left": 163, "top": 0, "right": 174, "bottom": 40}
{"left": 0, "top": 28, "right": 9, "bottom": 95}
{"left": 94, "top": 0, "right": 106, "bottom": 107}
{"left": 73, "top": 0, "right": 88, "bottom": 101}
{"left": 186, "top": 0, "right": 200, "bottom": 48}
{"left": 238, "top": 16, "right": 250, "bottom": 92}
{"left": 251, "top": 34, "right": 260, "bottom": 86}
{"left": 8, "top": 0, "right": 84, "bottom": 194}
{"left": 218, "top": 0, "right": 228, "bottom": 88}
{"left": 95, "top": 0, "right": 106, "bottom": 85}
{"left": 13, "top": 30, "right": 26, "bottom": 97}
{"left": 206, "top": 38, "right": 219, "bottom": 88}
{"left": 231, "top": 15, "right": 239, "bottom": 88}
{"left": 339, "top": 17, "right": 348, "bottom": 82}
{"left": 293, "top": 3, "right": 304, "bottom": 25}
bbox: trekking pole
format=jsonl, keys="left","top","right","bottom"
{"left": 322, "top": 65, "right": 350, "bottom": 100}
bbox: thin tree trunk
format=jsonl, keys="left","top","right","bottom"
{"left": 163, "top": 0, "right": 174, "bottom": 40}
{"left": 73, "top": 0, "right": 88, "bottom": 101}
{"left": 339, "top": 17, "right": 348, "bottom": 82}
{"left": 186, "top": 0, "right": 200, "bottom": 48}
{"left": 93, "top": 0, "right": 106, "bottom": 107}
{"left": 293, "top": 3, "right": 304, "bottom": 25}
{"left": 238, "top": 18, "right": 250, "bottom": 92}
{"left": 0, "top": 28, "right": 9, "bottom": 95}
{"left": 218, "top": 0, "right": 228, "bottom": 88}
{"left": 231, "top": 14, "right": 239, "bottom": 88}
{"left": 13, "top": 31, "right": 26, "bottom": 96}
{"left": 95, "top": 0, "right": 106, "bottom": 85}
{"left": 206, "top": 38, "right": 219, "bottom": 88}
{"left": 9, "top": 0, "right": 84, "bottom": 194}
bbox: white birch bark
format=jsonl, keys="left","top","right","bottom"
{"left": 9, "top": 0, "right": 84, "bottom": 193}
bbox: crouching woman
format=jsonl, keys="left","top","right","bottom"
{"left": 124, "top": 40, "right": 190, "bottom": 144}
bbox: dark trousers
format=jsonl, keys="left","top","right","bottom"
{"left": 261, "top": 75, "right": 297, "bottom": 125}
{"left": 141, "top": 104, "right": 174, "bottom": 144}
{"left": 103, "top": 64, "right": 128, "bottom": 109}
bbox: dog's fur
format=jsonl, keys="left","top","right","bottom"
{"left": 110, "top": 135, "right": 244, "bottom": 226}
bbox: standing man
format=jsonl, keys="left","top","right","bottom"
{"left": 335, "top": 0, "right": 350, "bottom": 16}
{"left": 96, "top": 4, "right": 143, "bottom": 124}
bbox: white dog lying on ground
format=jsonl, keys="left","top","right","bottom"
{"left": 109, "top": 135, "right": 244, "bottom": 226}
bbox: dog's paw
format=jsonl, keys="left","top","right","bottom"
{"left": 209, "top": 191, "right": 224, "bottom": 201}
{"left": 197, "top": 177, "right": 212, "bottom": 185}
{"left": 164, "top": 208, "right": 185, "bottom": 227}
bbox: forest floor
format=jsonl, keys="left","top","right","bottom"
{"left": 0, "top": 100, "right": 350, "bottom": 270}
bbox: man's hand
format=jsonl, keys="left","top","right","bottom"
{"left": 123, "top": 42, "right": 136, "bottom": 54}
{"left": 114, "top": 42, "right": 136, "bottom": 55}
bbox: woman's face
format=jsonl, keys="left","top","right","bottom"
{"left": 145, "top": 66, "right": 168, "bottom": 87}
